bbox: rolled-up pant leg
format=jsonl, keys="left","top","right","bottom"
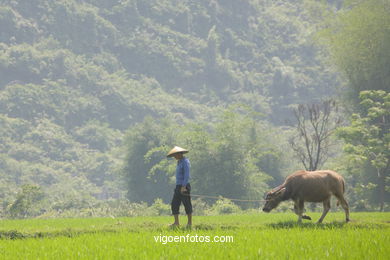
{"left": 171, "top": 184, "right": 192, "bottom": 215}
{"left": 182, "top": 184, "right": 192, "bottom": 214}
{"left": 171, "top": 186, "right": 181, "bottom": 215}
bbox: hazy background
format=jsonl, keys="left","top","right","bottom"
{"left": 0, "top": 0, "right": 388, "bottom": 218}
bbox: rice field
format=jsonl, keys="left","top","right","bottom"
{"left": 0, "top": 212, "right": 389, "bottom": 259}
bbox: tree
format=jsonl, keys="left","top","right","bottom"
{"left": 143, "top": 107, "right": 282, "bottom": 205}
{"left": 123, "top": 107, "right": 285, "bottom": 207}
{"left": 289, "top": 100, "right": 341, "bottom": 171}
{"left": 337, "top": 90, "right": 390, "bottom": 211}
{"left": 122, "top": 117, "right": 177, "bottom": 204}
{"left": 319, "top": 0, "right": 390, "bottom": 102}
{"left": 8, "top": 184, "right": 45, "bottom": 218}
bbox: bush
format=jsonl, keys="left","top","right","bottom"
{"left": 8, "top": 184, "right": 45, "bottom": 218}
{"left": 191, "top": 198, "right": 210, "bottom": 216}
{"left": 354, "top": 200, "right": 371, "bottom": 212}
{"left": 149, "top": 198, "right": 171, "bottom": 216}
{"left": 206, "top": 199, "right": 241, "bottom": 215}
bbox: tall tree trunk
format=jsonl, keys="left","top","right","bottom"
{"left": 379, "top": 159, "right": 390, "bottom": 212}
{"left": 379, "top": 174, "right": 385, "bottom": 212}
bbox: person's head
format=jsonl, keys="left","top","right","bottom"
{"left": 172, "top": 152, "right": 184, "bottom": 160}
{"left": 167, "top": 146, "right": 189, "bottom": 159}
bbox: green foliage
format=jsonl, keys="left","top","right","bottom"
{"left": 206, "top": 198, "right": 241, "bottom": 215}
{"left": 123, "top": 107, "right": 286, "bottom": 207}
{"left": 149, "top": 198, "right": 171, "bottom": 216}
{"left": 319, "top": 0, "right": 390, "bottom": 102}
{"left": 8, "top": 184, "right": 45, "bottom": 218}
{"left": 73, "top": 120, "right": 123, "bottom": 152}
{"left": 122, "top": 117, "right": 177, "bottom": 203}
{"left": 337, "top": 90, "right": 390, "bottom": 210}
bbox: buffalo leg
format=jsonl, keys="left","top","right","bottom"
{"left": 336, "top": 195, "right": 350, "bottom": 222}
{"left": 294, "top": 201, "right": 311, "bottom": 220}
{"left": 295, "top": 200, "right": 305, "bottom": 223}
{"left": 317, "top": 199, "right": 330, "bottom": 223}
{"left": 293, "top": 203, "right": 299, "bottom": 215}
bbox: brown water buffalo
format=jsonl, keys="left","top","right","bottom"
{"left": 263, "top": 170, "right": 350, "bottom": 223}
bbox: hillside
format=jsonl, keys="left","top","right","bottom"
{"left": 0, "top": 0, "right": 341, "bottom": 213}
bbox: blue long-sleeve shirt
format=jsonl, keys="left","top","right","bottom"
{"left": 176, "top": 157, "right": 190, "bottom": 186}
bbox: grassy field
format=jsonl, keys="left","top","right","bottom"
{"left": 0, "top": 212, "right": 389, "bottom": 259}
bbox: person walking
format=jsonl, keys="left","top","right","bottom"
{"left": 167, "top": 146, "right": 192, "bottom": 228}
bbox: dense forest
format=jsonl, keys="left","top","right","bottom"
{"left": 0, "top": 0, "right": 388, "bottom": 218}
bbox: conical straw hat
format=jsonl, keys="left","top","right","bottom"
{"left": 167, "top": 146, "right": 189, "bottom": 157}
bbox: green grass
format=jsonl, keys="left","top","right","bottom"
{"left": 0, "top": 212, "right": 389, "bottom": 259}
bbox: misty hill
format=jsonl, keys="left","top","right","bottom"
{"left": 0, "top": 0, "right": 340, "bottom": 210}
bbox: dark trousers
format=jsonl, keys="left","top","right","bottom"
{"left": 171, "top": 184, "right": 192, "bottom": 215}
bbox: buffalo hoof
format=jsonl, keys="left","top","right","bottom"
{"left": 302, "top": 215, "right": 312, "bottom": 220}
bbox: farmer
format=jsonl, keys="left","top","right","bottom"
{"left": 167, "top": 146, "right": 192, "bottom": 228}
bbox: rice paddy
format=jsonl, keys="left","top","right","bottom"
{"left": 0, "top": 212, "right": 389, "bottom": 259}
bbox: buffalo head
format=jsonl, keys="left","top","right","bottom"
{"left": 262, "top": 187, "right": 286, "bottom": 212}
